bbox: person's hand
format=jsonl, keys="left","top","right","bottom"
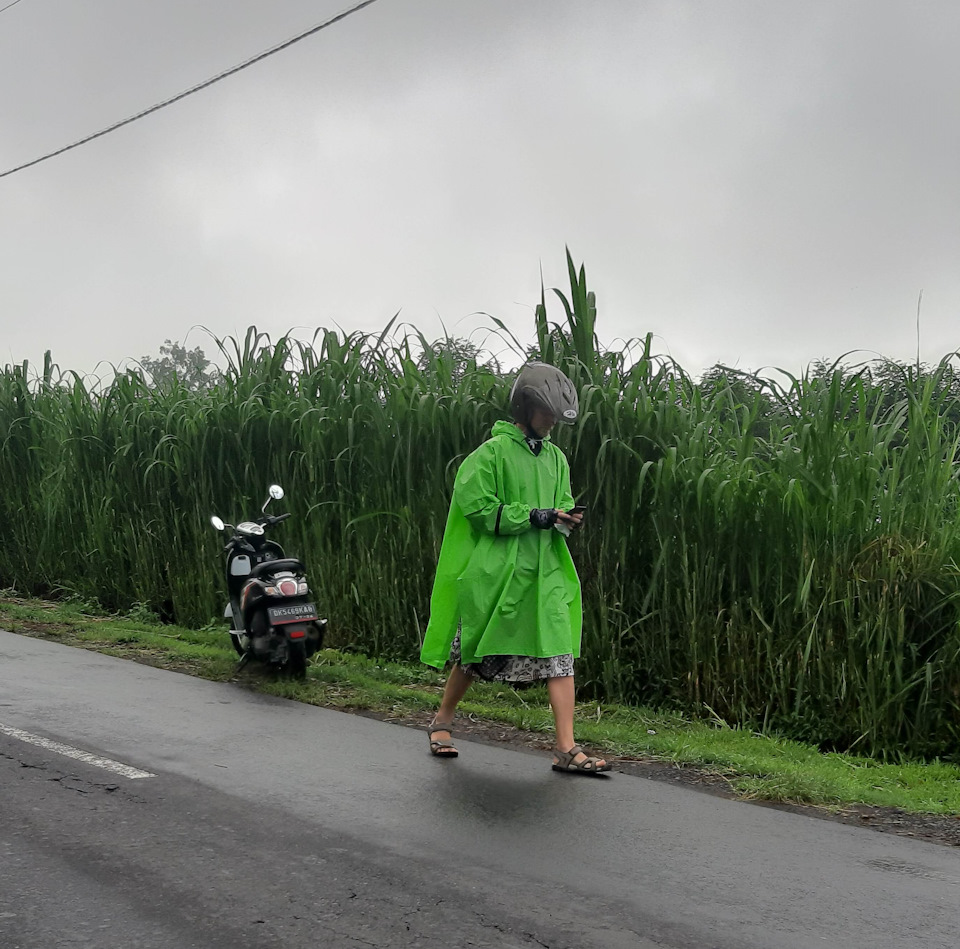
{"left": 531, "top": 509, "right": 585, "bottom": 531}
{"left": 530, "top": 508, "right": 559, "bottom": 529}
{"left": 555, "top": 509, "right": 584, "bottom": 530}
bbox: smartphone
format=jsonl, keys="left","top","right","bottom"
{"left": 569, "top": 505, "right": 587, "bottom": 515}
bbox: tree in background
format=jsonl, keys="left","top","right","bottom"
{"left": 139, "top": 339, "right": 220, "bottom": 391}
{"left": 696, "top": 365, "right": 780, "bottom": 441}
{"left": 417, "top": 336, "right": 501, "bottom": 383}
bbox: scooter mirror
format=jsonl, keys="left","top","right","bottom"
{"left": 268, "top": 484, "right": 284, "bottom": 500}
{"left": 210, "top": 516, "right": 225, "bottom": 532}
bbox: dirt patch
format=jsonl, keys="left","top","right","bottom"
{"left": 7, "top": 612, "right": 960, "bottom": 849}
{"left": 769, "top": 800, "right": 960, "bottom": 848}
{"left": 6, "top": 617, "right": 77, "bottom": 639}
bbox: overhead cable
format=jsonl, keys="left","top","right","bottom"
{"left": 0, "top": 0, "right": 26, "bottom": 15}
{"left": 0, "top": 0, "right": 381, "bottom": 180}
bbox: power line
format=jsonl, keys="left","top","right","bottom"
{"left": 0, "top": 0, "right": 27, "bottom": 15}
{"left": 0, "top": 0, "right": 381, "bottom": 180}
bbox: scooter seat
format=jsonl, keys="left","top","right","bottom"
{"left": 250, "top": 558, "right": 305, "bottom": 579}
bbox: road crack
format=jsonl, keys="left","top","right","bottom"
{"left": 473, "top": 911, "right": 550, "bottom": 947}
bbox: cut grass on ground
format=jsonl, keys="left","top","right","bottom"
{"left": 2, "top": 593, "right": 960, "bottom": 817}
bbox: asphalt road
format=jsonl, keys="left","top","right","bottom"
{"left": 1, "top": 629, "right": 958, "bottom": 949}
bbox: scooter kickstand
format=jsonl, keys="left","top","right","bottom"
{"left": 236, "top": 653, "right": 251, "bottom": 672}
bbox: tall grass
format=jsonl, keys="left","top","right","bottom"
{"left": 3, "top": 253, "right": 960, "bottom": 759}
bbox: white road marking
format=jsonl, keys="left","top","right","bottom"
{"left": 0, "top": 722, "right": 155, "bottom": 779}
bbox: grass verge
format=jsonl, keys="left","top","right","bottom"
{"left": 2, "top": 593, "right": 960, "bottom": 818}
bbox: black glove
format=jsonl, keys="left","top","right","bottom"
{"left": 529, "top": 508, "right": 558, "bottom": 530}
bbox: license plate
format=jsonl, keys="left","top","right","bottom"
{"left": 268, "top": 602, "right": 319, "bottom": 625}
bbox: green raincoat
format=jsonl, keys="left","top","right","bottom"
{"left": 420, "top": 420, "right": 582, "bottom": 669}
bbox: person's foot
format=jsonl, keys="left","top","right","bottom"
{"left": 428, "top": 719, "right": 458, "bottom": 757}
{"left": 552, "top": 744, "right": 610, "bottom": 773}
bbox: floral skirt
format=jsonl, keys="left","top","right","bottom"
{"left": 450, "top": 627, "right": 574, "bottom": 683}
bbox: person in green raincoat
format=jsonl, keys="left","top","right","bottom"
{"left": 420, "top": 363, "right": 611, "bottom": 774}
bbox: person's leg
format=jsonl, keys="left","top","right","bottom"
{"left": 547, "top": 674, "right": 577, "bottom": 751}
{"left": 547, "top": 674, "right": 607, "bottom": 769}
{"left": 437, "top": 663, "right": 472, "bottom": 721}
{"left": 429, "top": 664, "right": 473, "bottom": 755}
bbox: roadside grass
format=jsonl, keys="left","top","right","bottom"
{"left": 3, "top": 593, "right": 960, "bottom": 816}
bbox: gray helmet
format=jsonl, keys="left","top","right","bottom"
{"left": 509, "top": 362, "right": 579, "bottom": 425}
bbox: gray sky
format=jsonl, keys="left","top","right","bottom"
{"left": 1, "top": 0, "right": 958, "bottom": 381}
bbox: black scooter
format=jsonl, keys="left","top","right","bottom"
{"left": 210, "top": 485, "right": 326, "bottom": 678}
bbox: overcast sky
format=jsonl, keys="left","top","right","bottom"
{"left": 1, "top": 0, "right": 957, "bottom": 381}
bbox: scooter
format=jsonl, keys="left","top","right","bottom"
{"left": 209, "top": 484, "right": 326, "bottom": 678}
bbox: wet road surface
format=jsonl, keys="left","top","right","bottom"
{"left": 1, "top": 629, "right": 958, "bottom": 948}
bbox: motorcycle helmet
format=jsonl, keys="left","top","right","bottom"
{"left": 509, "top": 362, "right": 579, "bottom": 426}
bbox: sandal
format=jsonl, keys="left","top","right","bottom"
{"left": 552, "top": 744, "right": 611, "bottom": 775}
{"left": 427, "top": 717, "right": 458, "bottom": 758}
